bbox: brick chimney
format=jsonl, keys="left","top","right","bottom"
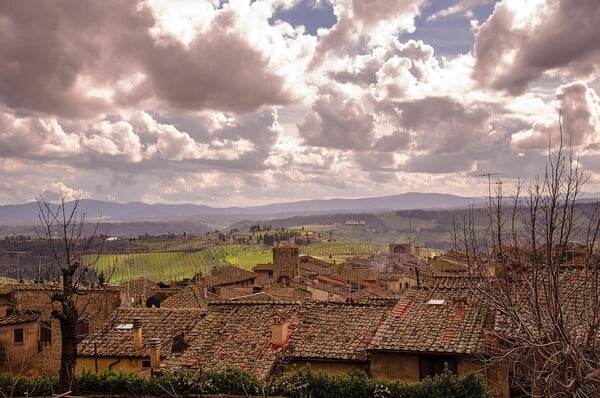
{"left": 271, "top": 309, "right": 290, "bottom": 346}
{"left": 133, "top": 318, "right": 143, "bottom": 350}
{"left": 150, "top": 337, "right": 161, "bottom": 368}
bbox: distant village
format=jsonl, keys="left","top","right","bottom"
{"left": 0, "top": 235, "right": 597, "bottom": 398}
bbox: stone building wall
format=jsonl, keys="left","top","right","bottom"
{"left": 6, "top": 286, "right": 121, "bottom": 376}
{"left": 273, "top": 246, "right": 299, "bottom": 284}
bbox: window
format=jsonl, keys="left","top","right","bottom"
{"left": 142, "top": 360, "right": 151, "bottom": 368}
{"left": 14, "top": 328, "right": 23, "bottom": 344}
{"left": 40, "top": 321, "right": 52, "bottom": 343}
{"left": 419, "top": 355, "right": 457, "bottom": 379}
{"left": 76, "top": 320, "right": 90, "bottom": 343}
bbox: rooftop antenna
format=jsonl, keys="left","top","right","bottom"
{"left": 477, "top": 172, "right": 503, "bottom": 256}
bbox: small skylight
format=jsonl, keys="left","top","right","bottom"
{"left": 116, "top": 323, "right": 134, "bottom": 330}
{"left": 426, "top": 299, "right": 446, "bottom": 305}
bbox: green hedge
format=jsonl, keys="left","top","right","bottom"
{"left": 0, "top": 367, "right": 488, "bottom": 397}
{"left": 271, "top": 367, "right": 489, "bottom": 398}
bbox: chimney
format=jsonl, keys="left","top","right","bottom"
{"left": 150, "top": 337, "right": 161, "bottom": 368}
{"left": 271, "top": 310, "right": 289, "bottom": 346}
{"left": 133, "top": 318, "right": 143, "bottom": 351}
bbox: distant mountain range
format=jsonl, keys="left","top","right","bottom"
{"left": 0, "top": 193, "right": 484, "bottom": 225}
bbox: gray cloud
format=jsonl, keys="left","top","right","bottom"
{"left": 138, "top": 10, "right": 294, "bottom": 113}
{"left": 0, "top": 1, "right": 294, "bottom": 118}
{"left": 511, "top": 81, "right": 599, "bottom": 150}
{"left": 0, "top": 108, "right": 282, "bottom": 174}
{"left": 354, "top": 151, "right": 395, "bottom": 172}
{"left": 395, "top": 97, "right": 493, "bottom": 154}
{"left": 473, "top": 0, "right": 600, "bottom": 94}
{"left": 297, "top": 91, "right": 374, "bottom": 149}
{"left": 0, "top": 0, "right": 149, "bottom": 117}
{"left": 372, "top": 130, "right": 411, "bottom": 152}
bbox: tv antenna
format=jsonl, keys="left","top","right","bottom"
{"left": 477, "top": 172, "right": 504, "bottom": 256}
{"left": 477, "top": 172, "right": 503, "bottom": 201}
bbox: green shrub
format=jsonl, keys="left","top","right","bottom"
{"left": 273, "top": 366, "right": 489, "bottom": 398}
{"left": 0, "top": 373, "right": 57, "bottom": 397}
{"left": 0, "top": 366, "right": 488, "bottom": 397}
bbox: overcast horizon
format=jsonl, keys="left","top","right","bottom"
{"left": 1, "top": 0, "right": 599, "bottom": 207}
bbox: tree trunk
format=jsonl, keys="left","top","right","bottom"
{"left": 55, "top": 265, "right": 79, "bottom": 393}
{"left": 57, "top": 299, "right": 78, "bottom": 393}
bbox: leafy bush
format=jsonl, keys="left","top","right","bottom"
{"left": 273, "top": 366, "right": 489, "bottom": 398}
{"left": 0, "top": 373, "right": 57, "bottom": 397}
{"left": 0, "top": 366, "right": 488, "bottom": 397}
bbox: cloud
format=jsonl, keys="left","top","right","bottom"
{"left": 395, "top": 96, "right": 494, "bottom": 154}
{"left": 0, "top": 0, "right": 303, "bottom": 117}
{"left": 138, "top": 8, "right": 297, "bottom": 113}
{"left": 310, "top": 0, "right": 426, "bottom": 68}
{"left": 372, "top": 130, "right": 411, "bottom": 152}
{"left": 473, "top": 0, "right": 600, "bottom": 94}
{"left": 0, "top": 109, "right": 281, "bottom": 171}
{"left": 427, "top": 0, "right": 492, "bottom": 22}
{"left": 0, "top": 1, "right": 152, "bottom": 117}
{"left": 297, "top": 90, "right": 375, "bottom": 149}
{"left": 511, "top": 81, "right": 600, "bottom": 150}
{"left": 40, "top": 182, "right": 88, "bottom": 202}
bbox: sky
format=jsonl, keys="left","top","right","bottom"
{"left": 0, "top": 0, "right": 599, "bottom": 206}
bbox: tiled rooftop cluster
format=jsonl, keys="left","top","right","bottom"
{"left": 369, "top": 288, "right": 491, "bottom": 355}
{"left": 161, "top": 302, "right": 301, "bottom": 379}
{"left": 0, "top": 310, "right": 39, "bottom": 325}
{"left": 161, "top": 285, "right": 206, "bottom": 308}
{"left": 78, "top": 307, "right": 204, "bottom": 358}
{"left": 286, "top": 302, "right": 390, "bottom": 361}
{"left": 206, "top": 265, "right": 257, "bottom": 287}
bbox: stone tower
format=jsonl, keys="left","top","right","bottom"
{"left": 273, "top": 246, "right": 299, "bottom": 284}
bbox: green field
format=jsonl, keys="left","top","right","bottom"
{"left": 84, "top": 241, "right": 388, "bottom": 284}
{"left": 300, "top": 241, "right": 387, "bottom": 261}
{"left": 85, "top": 244, "right": 271, "bottom": 284}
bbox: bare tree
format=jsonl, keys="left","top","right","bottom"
{"left": 456, "top": 124, "right": 600, "bottom": 396}
{"left": 35, "top": 194, "right": 104, "bottom": 393}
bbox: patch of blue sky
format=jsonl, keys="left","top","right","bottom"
{"left": 273, "top": 0, "right": 336, "bottom": 36}
{"left": 404, "top": 0, "right": 497, "bottom": 56}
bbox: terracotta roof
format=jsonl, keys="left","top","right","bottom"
{"left": 262, "top": 286, "right": 311, "bottom": 301}
{"left": 161, "top": 286, "right": 206, "bottom": 308}
{"left": 315, "top": 275, "right": 350, "bottom": 287}
{"left": 285, "top": 302, "right": 390, "bottom": 362}
{"left": 206, "top": 265, "right": 257, "bottom": 287}
{"left": 420, "top": 273, "right": 484, "bottom": 290}
{"left": 0, "top": 310, "right": 40, "bottom": 326}
{"left": 78, "top": 307, "right": 203, "bottom": 358}
{"left": 230, "top": 292, "right": 282, "bottom": 302}
{"left": 215, "top": 286, "right": 256, "bottom": 299}
{"left": 369, "top": 288, "right": 491, "bottom": 355}
{"left": 253, "top": 264, "right": 274, "bottom": 271}
{"left": 161, "top": 302, "right": 301, "bottom": 379}
{"left": 298, "top": 256, "right": 334, "bottom": 276}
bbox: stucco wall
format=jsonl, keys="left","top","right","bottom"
{"left": 77, "top": 356, "right": 148, "bottom": 374}
{"left": 0, "top": 321, "right": 40, "bottom": 376}
{"left": 370, "top": 351, "right": 420, "bottom": 381}
{"left": 370, "top": 351, "right": 509, "bottom": 398}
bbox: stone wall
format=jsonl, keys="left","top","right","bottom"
{"left": 273, "top": 246, "right": 299, "bottom": 284}
{"left": 7, "top": 286, "right": 121, "bottom": 376}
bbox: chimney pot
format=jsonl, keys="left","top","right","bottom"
{"left": 150, "top": 337, "right": 161, "bottom": 368}
{"left": 133, "top": 317, "right": 143, "bottom": 350}
{"left": 271, "top": 310, "right": 290, "bottom": 346}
